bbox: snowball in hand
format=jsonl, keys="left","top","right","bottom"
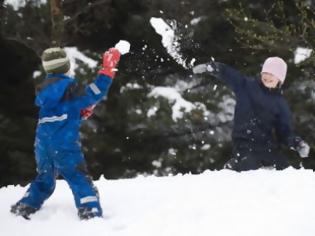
{"left": 115, "top": 40, "right": 130, "bottom": 55}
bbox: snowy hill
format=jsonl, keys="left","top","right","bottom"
{"left": 2, "top": 169, "right": 315, "bottom": 236}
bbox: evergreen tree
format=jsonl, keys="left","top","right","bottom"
{"left": 1, "top": 0, "right": 314, "bottom": 186}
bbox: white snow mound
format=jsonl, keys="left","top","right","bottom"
{"left": 2, "top": 169, "right": 315, "bottom": 236}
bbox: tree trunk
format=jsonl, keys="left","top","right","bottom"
{"left": 50, "top": 0, "right": 64, "bottom": 46}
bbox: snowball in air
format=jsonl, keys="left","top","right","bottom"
{"left": 115, "top": 40, "right": 131, "bottom": 55}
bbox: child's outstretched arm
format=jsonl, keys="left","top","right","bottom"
{"left": 193, "top": 59, "right": 246, "bottom": 92}
{"left": 67, "top": 48, "right": 121, "bottom": 111}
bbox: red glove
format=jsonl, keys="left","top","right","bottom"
{"left": 98, "top": 48, "right": 121, "bottom": 78}
{"left": 80, "top": 105, "right": 96, "bottom": 120}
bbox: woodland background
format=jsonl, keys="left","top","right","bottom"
{"left": 0, "top": 0, "right": 314, "bottom": 186}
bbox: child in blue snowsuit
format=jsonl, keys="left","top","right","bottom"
{"left": 193, "top": 57, "right": 310, "bottom": 171}
{"left": 11, "top": 47, "right": 121, "bottom": 219}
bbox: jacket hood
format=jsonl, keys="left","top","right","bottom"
{"left": 35, "top": 74, "right": 74, "bottom": 108}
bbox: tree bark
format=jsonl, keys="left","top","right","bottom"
{"left": 50, "top": 0, "right": 64, "bottom": 46}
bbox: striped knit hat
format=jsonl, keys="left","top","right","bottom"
{"left": 41, "top": 47, "right": 70, "bottom": 74}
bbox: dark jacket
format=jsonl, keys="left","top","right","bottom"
{"left": 212, "top": 62, "right": 301, "bottom": 152}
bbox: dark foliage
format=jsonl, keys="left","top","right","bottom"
{"left": 0, "top": 0, "right": 314, "bottom": 186}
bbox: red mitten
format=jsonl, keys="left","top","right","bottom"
{"left": 80, "top": 105, "right": 96, "bottom": 120}
{"left": 98, "top": 48, "right": 121, "bottom": 78}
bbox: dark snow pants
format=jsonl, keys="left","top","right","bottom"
{"left": 224, "top": 144, "right": 290, "bottom": 172}
{"left": 17, "top": 141, "right": 102, "bottom": 216}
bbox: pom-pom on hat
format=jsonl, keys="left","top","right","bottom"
{"left": 41, "top": 47, "right": 70, "bottom": 74}
{"left": 261, "top": 57, "right": 287, "bottom": 83}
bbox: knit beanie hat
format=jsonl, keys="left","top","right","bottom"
{"left": 261, "top": 57, "right": 287, "bottom": 83}
{"left": 41, "top": 47, "right": 70, "bottom": 74}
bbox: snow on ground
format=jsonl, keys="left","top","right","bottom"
{"left": 2, "top": 169, "right": 315, "bottom": 236}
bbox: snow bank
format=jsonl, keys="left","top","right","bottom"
{"left": 2, "top": 169, "right": 315, "bottom": 236}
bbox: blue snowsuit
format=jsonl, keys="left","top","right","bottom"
{"left": 210, "top": 63, "right": 302, "bottom": 171}
{"left": 18, "top": 73, "right": 113, "bottom": 215}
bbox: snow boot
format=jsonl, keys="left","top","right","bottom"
{"left": 78, "top": 207, "right": 102, "bottom": 220}
{"left": 10, "top": 202, "right": 37, "bottom": 220}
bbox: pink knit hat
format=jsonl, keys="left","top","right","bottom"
{"left": 261, "top": 57, "right": 287, "bottom": 83}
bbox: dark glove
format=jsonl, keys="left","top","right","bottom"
{"left": 98, "top": 48, "right": 121, "bottom": 78}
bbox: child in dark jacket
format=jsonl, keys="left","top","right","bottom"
{"left": 11, "top": 47, "right": 121, "bottom": 220}
{"left": 193, "top": 57, "right": 310, "bottom": 171}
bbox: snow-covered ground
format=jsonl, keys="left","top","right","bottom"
{"left": 1, "top": 169, "right": 315, "bottom": 236}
